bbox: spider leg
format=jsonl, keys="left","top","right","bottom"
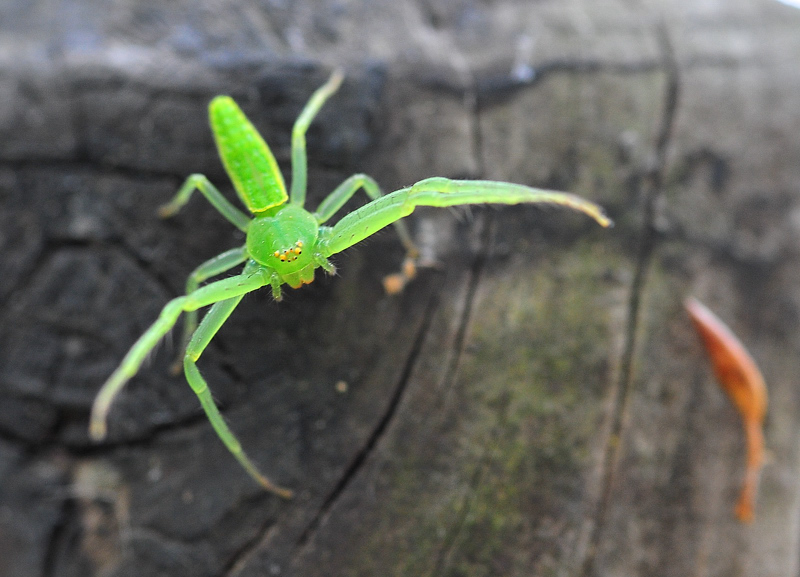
{"left": 313, "top": 173, "right": 417, "bottom": 254}
{"left": 89, "top": 265, "right": 269, "bottom": 442}
{"left": 319, "top": 177, "right": 611, "bottom": 258}
{"left": 159, "top": 173, "right": 251, "bottom": 232}
{"left": 314, "top": 173, "right": 420, "bottom": 292}
{"left": 289, "top": 69, "right": 344, "bottom": 207}
{"left": 183, "top": 295, "right": 293, "bottom": 498}
{"left": 171, "top": 246, "right": 250, "bottom": 372}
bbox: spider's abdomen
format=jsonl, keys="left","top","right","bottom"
{"left": 210, "top": 96, "right": 288, "bottom": 213}
{"left": 247, "top": 204, "right": 319, "bottom": 287}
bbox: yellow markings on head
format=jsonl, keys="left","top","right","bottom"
{"left": 273, "top": 240, "right": 304, "bottom": 263}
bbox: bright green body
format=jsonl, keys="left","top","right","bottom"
{"left": 210, "top": 95, "right": 288, "bottom": 212}
{"left": 89, "top": 70, "right": 611, "bottom": 498}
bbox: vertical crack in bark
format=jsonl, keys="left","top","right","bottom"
{"left": 222, "top": 286, "right": 443, "bottom": 576}
{"left": 467, "top": 70, "right": 485, "bottom": 178}
{"left": 429, "top": 465, "right": 484, "bottom": 577}
{"left": 422, "top": 89, "right": 498, "bottom": 574}
{"left": 432, "top": 69, "right": 490, "bottom": 396}
{"left": 230, "top": 220, "right": 492, "bottom": 575}
{"left": 41, "top": 488, "right": 74, "bottom": 577}
{"left": 415, "top": 212, "right": 493, "bottom": 576}
{"left": 423, "top": 76, "right": 504, "bottom": 574}
{"left": 580, "top": 27, "right": 680, "bottom": 577}
{"left": 280, "top": 74, "right": 492, "bottom": 570}
{"left": 291, "top": 285, "right": 442, "bottom": 550}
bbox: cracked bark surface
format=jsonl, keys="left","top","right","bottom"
{"left": 2, "top": 1, "right": 800, "bottom": 576}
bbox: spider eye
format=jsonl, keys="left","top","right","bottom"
{"left": 273, "top": 241, "right": 305, "bottom": 263}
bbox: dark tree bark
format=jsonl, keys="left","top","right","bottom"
{"left": 1, "top": 1, "right": 799, "bottom": 576}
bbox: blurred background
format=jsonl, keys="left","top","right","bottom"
{"left": 1, "top": 1, "right": 799, "bottom": 575}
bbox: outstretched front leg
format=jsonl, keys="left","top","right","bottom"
{"left": 318, "top": 177, "right": 612, "bottom": 258}
{"left": 314, "top": 173, "right": 419, "bottom": 293}
{"left": 89, "top": 265, "right": 270, "bottom": 441}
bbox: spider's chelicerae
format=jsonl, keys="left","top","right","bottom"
{"left": 89, "top": 69, "right": 611, "bottom": 498}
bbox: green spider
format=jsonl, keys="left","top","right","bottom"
{"left": 89, "top": 69, "right": 611, "bottom": 498}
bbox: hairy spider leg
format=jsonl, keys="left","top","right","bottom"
{"left": 182, "top": 273, "right": 293, "bottom": 499}
{"left": 170, "top": 246, "right": 250, "bottom": 371}
{"left": 314, "top": 173, "right": 418, "bottom": 254}
{"left": 159, "top": 173, "right": 252, "bottom": 231}
{"left": 320, "top": 177, "right": 612, "bottom": 257}
{"left": 89, "top": 267, "right": 270, "bottom": 442}
{"left": 313, "top": 172, "right": 421, "bottom": 291}
{"left": 289, "top": 69, "right": 344, "bottom": 207}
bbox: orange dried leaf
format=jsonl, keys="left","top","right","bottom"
{"left": 685, "top": 296, "right": 767, "bottom": 522}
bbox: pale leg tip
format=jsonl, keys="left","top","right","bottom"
{"left": 88, "top": 420, "right": 107, "bottom": 442}
{"left": 382, "top": 273, "right": 406, "bottom": 295}
{"left": 382, "top": 254, "right": 418, "bottom": 295}
{"left": 275, "top": 487, "right": 294, "bottom": 500}
{"left": 169, "top": 358, "right": 184, "bottom": 376}
{"left": 258, "top": 477, "right": 294, "bottom": 499}
{"left": 157, "top": 204, "right": 176, "bottom": 219}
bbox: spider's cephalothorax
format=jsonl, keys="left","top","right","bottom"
{"left": 246, "top": 204, "right": 321, "bottom": 288}
{"left": 89, "top": 69, "right": 611, "bottom": 500}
